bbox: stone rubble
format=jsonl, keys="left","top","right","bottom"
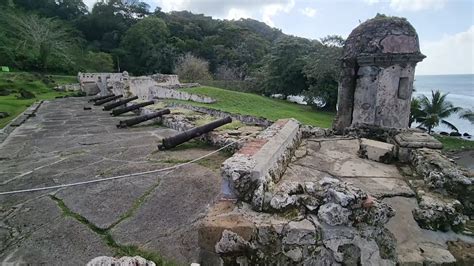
{"left": 412, "top": 194, "right": 467, "bottom": 232}
{"left": 410, "top": 148, "right": 473, "bottom": 219}
{"left": 203, "top": 171, "right": 399, "bottom": 265}
{"left": 87, "top": 256, "right": 156, "bottom": 266}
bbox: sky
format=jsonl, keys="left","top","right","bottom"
{"left": 84, "top": 0, "right": 474, "bottom": 75}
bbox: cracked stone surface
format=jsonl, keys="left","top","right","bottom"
{"left": 341, "top": 177, "right": 415, "bottom": 199}
{"left": 383, "top": 197, "right": 473, "bottom": 265}
{"left": 111, "top": 164, "right": 221, "bottom": 263}
{"left": 293, "top": 138, "right": 402, "bottom": 179}
{"left": 0, "top": 98, "right": 225, "bottom": 264}
{"left": 276, "top": 137, "right": 474, "bottom": 264}
{"left": 0, "top": 196, "right": 114, "bottom": 265}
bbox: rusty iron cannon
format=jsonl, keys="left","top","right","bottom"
{"left": 88, "top": 94, "right": 115, "bottom": 102}
{"left": 158, "top": 116, "right": 232, "bottom": 150}
{"left": 111, "top": 101, "right": 154, "bottom": 116}
{"left": 103, "top": 96, "right": 139, "bottom": 111}
{"left": 117, "top": 109, "right": 171, "bottom": 128}
{"left": 94, "top": 94, "right": 123, "bottom": 106}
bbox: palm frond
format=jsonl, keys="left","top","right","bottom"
{"left": 459, "top": 108, "right": 474, "bottom": 124}
{"left": 441, "top": 120, "right": 459, "bottom": 132}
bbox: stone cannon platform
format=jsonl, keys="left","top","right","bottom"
{"left": 0, "top": 98, "right": 231, "bottom": 265}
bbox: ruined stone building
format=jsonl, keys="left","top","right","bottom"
{"left": 333, "top": 15, "right": 425, "bottom": 132}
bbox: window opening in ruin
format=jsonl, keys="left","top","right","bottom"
{"left": 397, "top": 77, "right": 410, "bottom": 100}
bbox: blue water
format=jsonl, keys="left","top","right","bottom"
{"left": 413, "top": 74, "right": 474, "bottom": 135}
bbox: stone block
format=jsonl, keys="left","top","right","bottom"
{"left": 198, "top": 205, "right": 255, "bottom": 253}
{"left": 282, "top": 219, "right": 318, "bottom": 245}
{"left": 393, "top": 131, "right": 443, "bottom": 149}
{"left": 359, "top": 138, "right": 394, "bottom": 163}
{"left": 421, "top": 246, "right": 457, "bottom": 265}
{"left": 341, "top": 177, "right": 415, "bottom": 198}
{"left": 199, "top": 250, "right": 223, "bottom": 266}
{"left": 221, "top": 118, "right": 301, "bottom": 208}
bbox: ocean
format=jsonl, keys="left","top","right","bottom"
{"left": 413, "top": 74, "right": 474, "bottom": 135}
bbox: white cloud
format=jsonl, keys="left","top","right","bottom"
{"left": 363, "top": 0, "right": 380, "bottom": 5}
{"left": 417, "top": 26, "right": 474, "bottom": 75}
{"left": 154, "top": 0, "right": 295, "bottom": 27}
{"left": 226, "top": 8, "right": 251, "bottom": 20}
{"left": 362, "top": 0, "right": 447, "bottom": 11}
{"left": 300, "top": 7, "right": 317, "bottom": 18}
{"left": 389, "top": 0, "right": 446, "bottom": 12}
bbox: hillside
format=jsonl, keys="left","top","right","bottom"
{"left": 0, "top": 72, "right": 76, "bottom": 128}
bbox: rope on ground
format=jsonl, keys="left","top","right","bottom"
{"left": 0, "top": 134, "right": 252, "bottom": 196}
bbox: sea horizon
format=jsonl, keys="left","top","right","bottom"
{"left": 413, "top": 73, "right": 473, "bottom": 135}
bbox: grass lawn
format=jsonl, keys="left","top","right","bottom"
{"left": 170, "top": 86, "right": 335, "bottom": 128}
{"left": 435, "top": 135, "right": 474, "bottom": 151}
{"left": 0, "top": 72, "right": 77, "bottom": 128}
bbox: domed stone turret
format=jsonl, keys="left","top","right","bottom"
{"left": 333, "top": 15, "right": 425, "bottom": 132}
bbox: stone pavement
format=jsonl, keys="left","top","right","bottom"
{"left": 0, "top": 98, "right": 227, "bottom": 265}
{"left": 284, "top": 137, "right": 474, "bottom": 264}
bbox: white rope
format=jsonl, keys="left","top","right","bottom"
{"left": 0, "top": 136, "right": 250, "bottom": 196}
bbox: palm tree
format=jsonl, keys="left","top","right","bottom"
{"left": 459, "top": 108, "right": 474, "bottom": 124}
{"left": 409, "top": 97, "right": 422, "bottom": 128}
{"left": 414, "top": 90, "right": 461, "bottom": 134}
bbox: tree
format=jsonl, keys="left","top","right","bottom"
{"left": 264, "top": 36, "right": 314, "bottom": 97}
{"left": 120, "top": 16, "right": 175, "bottom": 74}
{"left": 409, "top": 97, "right": 422, "bottom": 128}
{"left": 303, "top": 37, "right": 343, "bottom": 111}
{"left": 0, "top": 12, "right": 78, "bottom": 71}
{"left": 413, "top": 90, "right": 461, "bottom": 134}
{"left": 76, "top": 0, "right": 149, "bottom": 52}
{"left": 459, "top": 108, "right": 474, "bottom": 124}
{"left": 320, "top": 35, "right": 345, "bottom": 47}
{"left": 215, "top": 65, "right": 239, "bottom": 80}
{"left": 80, "top": 51, "right": 114, "bottom": 72}
{"left": 174, "top": 53, "right": 212, "bottom": 82}
{"left": 13, "top": 0, "right": 88, "bottom": 20}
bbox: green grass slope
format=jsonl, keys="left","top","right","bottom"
{"left": 0, "top": 72, "right": 77, "bottom": 128}
{"left": 171, "top": 86, "right": 335, "bottom": 128}
{"left": 435, "top": 135, "right": 474, "bottom": 151}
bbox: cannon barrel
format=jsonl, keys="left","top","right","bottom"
{"left": 103, "top": 96, "right": 139, "bottom": 111}
{"left": 88, "top": 94, "right": 115, "bottom": 102}
{"left": 117, "top": 109, "right": 171, "bottom": 128}
{"left": 111, "top": 101, "right": 155, "bottom": 116}
{"left": 94, "top": 94, "right": 123, "bottom": 106}
{"left": 158, "top": 116, "right": 232, "bottom": 150}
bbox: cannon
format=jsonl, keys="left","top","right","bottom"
{"left": 88, "top": 94, "right": 115, "bottom": 102}
{"left": 117, "top": 109, "right": 171, "bottom": 128}
{"left": 111, "top": 101, "right": 155, "bottom": 116}
{"left": 103, "top": 96, "right": 139, "bottom": 111}
{"left": 94, "top": 94, "right": 123, "bottom": 106}
{"left": 158, "top": 116, "right": 232, "bottom": 150}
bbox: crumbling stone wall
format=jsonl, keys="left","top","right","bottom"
{"left": 221, "top": 119, "right": 302, "bottom": 210}
{"left": 78, "top": 72, "right": 124, "bottom": 95}
{"left": 409, "top": 148, "right": 472, "bottom": 231}
{"left": 206, "top": 120, "right": 399, "bottom": 265}
{"left": 200, "top": 177, "right": 398, "bottom": 265}
{"left": 78, "top": 72, "right": 215, "bottom": 103}
{"left": 333, "top": 15, "right": 425, "bottom": 132}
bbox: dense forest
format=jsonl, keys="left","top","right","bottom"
{"left": 0, "top": 0, "right": 343, "bottom": 110}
